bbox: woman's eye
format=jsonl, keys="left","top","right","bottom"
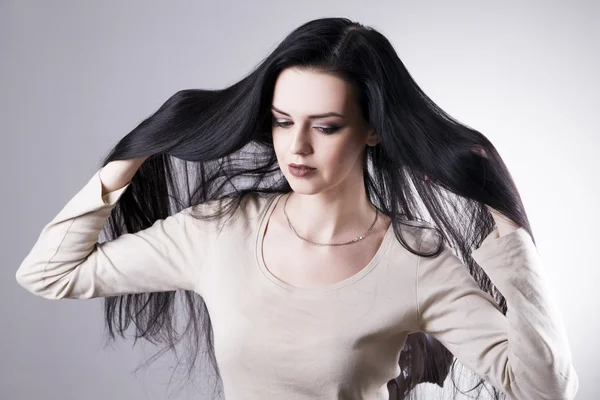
{"left": 272, "top": 120, "right": 292, "bottom": 128}
{"left": 271, "top": 119, "right": 340, "bottom": 135}
{"left": 318, "top": 126, "right": 340, "bottom": 134}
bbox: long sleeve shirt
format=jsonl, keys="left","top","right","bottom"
{"left": 15, "top": 167, "right": 579, "bottom": 400}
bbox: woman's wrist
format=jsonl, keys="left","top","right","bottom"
{"left": 99, "top": 157, "right": 148, "bottom": 195}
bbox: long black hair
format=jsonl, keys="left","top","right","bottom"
{"left": 98, "top": 17, "right": 533, "bottom": 400}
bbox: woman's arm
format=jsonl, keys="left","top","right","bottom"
{"left": 416, "top": 227, "right": 578, "bottom": 399}
{"left": 15, "top": 162, "right": 215, "bottom": 300}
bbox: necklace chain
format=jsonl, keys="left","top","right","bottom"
{"left": 283, "top": 193, "right": 379, "bottom": 247}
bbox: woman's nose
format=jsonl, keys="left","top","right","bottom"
{"left": 289, "top": 127, "right": 313, "bottom": 154}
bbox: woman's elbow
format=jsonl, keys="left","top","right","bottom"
{"left": 15, "top": 261, "right": 74, "bottom": 300}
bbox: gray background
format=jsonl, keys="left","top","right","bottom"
{"left": 2, "top": 1, "right": 598, "bottom": 399}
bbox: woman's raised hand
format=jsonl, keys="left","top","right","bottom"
{"left": 99, "top": 156, "right": 149, "bottom": 196}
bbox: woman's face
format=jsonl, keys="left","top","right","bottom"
{"left": 271, "top": 67, "right": 379, "bottom": 195}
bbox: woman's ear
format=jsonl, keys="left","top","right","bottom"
{"left": 366, "top": 129, "right": 380, "bottom": 147}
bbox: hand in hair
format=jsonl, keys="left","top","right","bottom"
{"left": 485, "top": 205, "right": 520, "bottom": 237}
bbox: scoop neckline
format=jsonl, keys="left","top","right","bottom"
{"left": 254, "top": 192, "right": 395, "bottom": 294}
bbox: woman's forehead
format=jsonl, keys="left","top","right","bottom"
{"left": 272, "top": 68, "right": 357, "bottom": 119}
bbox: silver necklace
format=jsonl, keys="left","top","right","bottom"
{"left": 283, "top": 193, "right": 379, "bottom": 247}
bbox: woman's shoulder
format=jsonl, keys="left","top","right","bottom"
{"left": 236, "top": 191, "right": 283, "bottom": 225}
{"left": 184, "top": 191, "right": 280, "bottom": 228}
{"left": 241, "top": 191, "right": 282, "bottom": 212}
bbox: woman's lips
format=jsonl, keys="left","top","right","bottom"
{"left": 288, "top": 165, "right": 317, "bottom": 177}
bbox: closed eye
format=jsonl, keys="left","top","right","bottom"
{"left": 271, "top": 118, "right": 341, "bottom": 135}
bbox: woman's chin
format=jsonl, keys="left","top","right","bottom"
{"left": 286, "top": 180, "right": 322, "bottom": 195}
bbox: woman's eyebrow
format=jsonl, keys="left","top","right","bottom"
{"left": 271, "top": 105, "right": 345, "bottom": 119}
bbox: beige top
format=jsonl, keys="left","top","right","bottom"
{"left": 16, "top": 167, "right": 579, "bottom": 400}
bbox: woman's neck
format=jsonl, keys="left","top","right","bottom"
{"left": 282, "top": 189, "right": 382, "bottom": 243}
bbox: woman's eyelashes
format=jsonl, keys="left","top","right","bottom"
{"left": 271, "top": 118, "right": 341, "bottom": 135}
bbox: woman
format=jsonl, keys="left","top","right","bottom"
{"left": 15, "top": 17, "right": 578, "bottom": 400}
